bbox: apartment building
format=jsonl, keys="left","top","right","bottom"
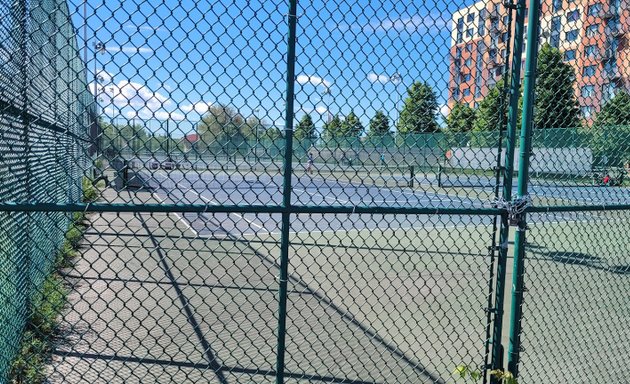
{"left": 448, "top": 0, "right": 628, "bottom": 121}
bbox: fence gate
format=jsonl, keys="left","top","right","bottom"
{"left": 1, "top": 0, "right": 630, "bottom": 383}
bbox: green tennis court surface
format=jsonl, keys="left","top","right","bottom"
{"left": 50, "top": 186, "right": 630, "bottom": 383}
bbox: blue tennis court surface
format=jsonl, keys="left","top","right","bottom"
{"left": 130, "top": 168, "right": 625, "bottom": 238}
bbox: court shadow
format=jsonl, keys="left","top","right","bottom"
{"left": 608, "top": 265, "right": 630, "bottom": 275}
{"left": 547, "top": 251, "right": 602, "bottom": 267}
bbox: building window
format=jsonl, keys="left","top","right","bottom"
{"left": 465, "top": 57, "right": 472, "bottom": 67}
{"left": 584, "top": 44, "right": 598, "bottom": 57}
{"left": 602, "top": 82, "right": 618, "bottom": 101}
{"left": 567, "top": 10, "right": 580, "bottom": 22}
{"left": 566, "top": 29, "right": 579, "bottom": 41}
{"left": 500, "top": 32, "right": 509, "bottom": 43}
{"left": 553, "top": 0, "right": 563, "bottom": 12}
{"left": 550, "top": 16, "right": 562, "bottom": 48}
{"left": 466, "top": 27, "right": 474, "bottom": 37}
{"left": 463, "top": 88, "right": 471, "bottom": 97}
{"left": 501, "top": 49, "right": 507, "bottom": 60}
{"left": 478, "top": 13, "right": 486, "bottom": 36}
{"left": 502, "top": 15, "right": 509, "bottom": 25}
{"left": 467, "top": 13, "right": 475, "bottom": 23}
{"left": 461, "top": 73, "right": 472, "bottom": 82}
{"left": 586, "top": 24, "right": 599, "bottom": 37}
{"left": 456, "top": 47, "right": 462, "bottom": 58}
{"left": 581, "top": 106, "right": 593, "bottom": 118}
{"left": 603, "top": 59, "right": 618, "bottom": 75}
{"left": 457, "top": 18, "right": 464, "bottom": 31}
{"left": 495, "top": 66, "right": 503, "bottom": 77}
{"left": 466, "top": 43, "right": 473, "bottom": 52}
{"left": 457, "top": 32, "right": 463, "bottom": 44}
{"left": 588, "top": 3, "right": 602, "bottom": 16}
{"left": 581, "top": 84, "right": 595, "bottom": 97}
{"left": 583, "top": 65, "right": 597, "bottom": 77}
{"left": 453, "top": 88, "right": 460, "bottom": 99}
{"left": 489, "top": 48, "right": 497, "bottom": 61}
{"left": 564, "top": 49, "right": 576, "bottom": 61}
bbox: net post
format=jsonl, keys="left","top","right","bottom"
{"left": 409, "top": 165, "right": 414, "bottom": 188}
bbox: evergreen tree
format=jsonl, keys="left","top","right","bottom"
{"left": 294, "top": 114, "right": 316, "bottom": 141}
{"left": 594, "top": 91, "right": 630, "bottom": 127}
{"left": 446, "top": 102, "right": 476, "bottom": 132}
{"left": 368, "top": 110, "right": 391, "bottom": 136}
{"left": 397, "top": 81, "right": 439, "bottom": 133}
{"left": 474, "top": 85, "right": 507, "bottom": 132}
{"left": 534, "top": 44, "right": 581, "bottom": 129}
{"left": 340, "top": 111, "right": 364, "bottom": 137}
{"left": 323, "top": 114, "right": 343, "bottom": 139}
{"left": 591, "top": 91, "right": 630, "bottom": 167}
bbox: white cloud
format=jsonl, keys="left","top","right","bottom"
{"left": 106, "top": 80, "right": 170, "bottom": 111}
{"left": 439, "top": 103, "right": 451, "bottom": 117}
{"left": 296, "top": 74, "right": 332, "bottom": 90}
{"left": 315, "top": 105, "right": 328, "bottom": 114}
{"left": 367, "top": 73, "right": 390, "bottom": 84}
{"left": 106, "top": 45, "right": 153, "bottom": 54}
{"left": 124, "top": 110, "right": 140, "bottom": 119}
{"left": 181, "top": 101, "right": 213, "bottom": 114}
{"left": 154, "top": 110, "right": 185, "bottom": 121}
{"left": 102, "top": 106, "right": 117, "bottom": 116}
{"left": 302, "top": 105, "right": 329, "bottom": 115}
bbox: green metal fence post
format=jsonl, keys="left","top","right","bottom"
{"left": 275, "top": 0, "right": 298, "bottom": 382}
{"left": 507, "top": 0, "right": 541, "bottom": 377}
{"left": 489, "top": 0, "right": 528, "bottom": 378}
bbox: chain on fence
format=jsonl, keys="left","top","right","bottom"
{"left": 0, "top": 0, "right": 629, "bottom": 383}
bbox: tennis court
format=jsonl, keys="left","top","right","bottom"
{"left": 51, "top": 167, "right": 630, "bottom": 383}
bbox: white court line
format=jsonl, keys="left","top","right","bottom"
{"left": 180, "top": 183, "right": 265, "bottom": 231}
{"left": 151, "top": 191, "right": 199, "bottom": 237}
{"left": 148, "top": 171, "right": 232, "bottom": 239}
{"left": 293, "top": 187, "right": 351, "bottom": 204}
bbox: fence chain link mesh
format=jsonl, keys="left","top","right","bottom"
{"left": 0, "top": 0, "right": 629, "bottom": 383}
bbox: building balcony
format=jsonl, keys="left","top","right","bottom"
{"left": 601, "top": 10, "right": 618, "bottom": 19}
{"left": 602, "top": 68, "right": 622, "bottom": 80}
{"left": 608, "top": 26, "right": 625, "bottom": 37}
{"left": 486, "top": 8, "right": 499, "bottom": 19}
{"left": 601, "top": 49, "right": 616, "bottom": 60}
{"left": 488, "top": 60, "right": 502, "bottom": 68}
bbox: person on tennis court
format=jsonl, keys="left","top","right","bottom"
{"left": 380, "top": 153, "right": 386, "bottom": 166}
{"left": 307, "top": 152, "right": 314, "bottom": 175}
{"left": 602, "top": 173, "right": 611, "bottom": 186}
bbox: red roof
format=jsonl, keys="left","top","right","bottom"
{"left": 185, "top": 133, "right": 199, "bottom": 143}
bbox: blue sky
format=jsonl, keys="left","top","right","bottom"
{"left": 68, "top": 0, "right": 479, "bottom": 137}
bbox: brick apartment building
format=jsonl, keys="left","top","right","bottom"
{"left": 448, "top": 0, "right": 628, "bottom": 122}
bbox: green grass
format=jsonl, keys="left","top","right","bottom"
{"left": 8, "top": 183, "right": 92, "bottom": 383}
{"left": 9, "top": 274, "right": 69, "bottom": 384}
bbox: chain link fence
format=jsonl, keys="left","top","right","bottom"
{"left": 0, "top": 0, "right": 629, "bottom": 383}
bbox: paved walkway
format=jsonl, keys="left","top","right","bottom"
{"left": 49, "top": 188, "right": 442, "bottom": 383}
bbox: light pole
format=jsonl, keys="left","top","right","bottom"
{"left": 390, "top": 72, "right": 402, "bottom": 125}
{"left": 91, "top": 41, "right": 106, "bottom": 157}
{"left": 254, "top": 108, "right": 260, "bottom": 159}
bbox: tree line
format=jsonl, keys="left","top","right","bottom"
{"left": 100, "top": 44, "right": 629, "bottom": 158}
